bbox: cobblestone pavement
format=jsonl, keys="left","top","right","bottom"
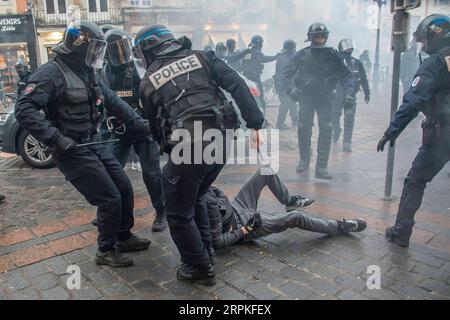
{"left": 0, "top": 96, "right": 449, "bottom": 300}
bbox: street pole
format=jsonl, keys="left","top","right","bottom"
{"left": 384, "top": 9, "right": 409, "bottom": 201}
{"left": 373, "top": 0, "right": 385, "bottom": 96}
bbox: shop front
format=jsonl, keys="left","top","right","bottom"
{"left": 0, "top": 14, "right": 38, "bottom": 97}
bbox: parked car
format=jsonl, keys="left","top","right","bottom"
{"left": 0, "top": 94, "right": 54, "bottom": 169}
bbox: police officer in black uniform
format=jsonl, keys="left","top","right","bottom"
{"left": 224, "top": 38, "right": 248, "bottom": 72}
{"left": 15, "top": 21, "right": 152, "bottom": 267}
{"left": 332, "top": 39, "right": 370, "bottom": 152}
{"left": 15, "top": 60, "right": 32, "bottom": 95}
{"left": 284, "top": 23, "right": 354, "bottom": 179}
{"left": 103, "top": 28, "right": 166, "bottom": 231}
{"left": 135, "top": 24, "right": 264, "bottom": 285}
{"left": 274, "top": 40, "right": 298, "bottom": 130}
{"left": 242, "top": 35, "right": 278, "bottom": 124}
{"left": 378, "top": 14, "right": 450, "bottom": 247}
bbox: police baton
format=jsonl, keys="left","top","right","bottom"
{"left": 76, "top": 139, "right": 120, "bottom": 148}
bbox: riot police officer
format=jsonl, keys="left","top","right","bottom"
{"left": 274, "top": 40, "right": 298, "bottom": 130}
{"left": 332, "top": 39, "right": 370, "bottom": 152}
{"left": 103, "top": 28, "right": 166, "bottom": 231}
{"left": 134, "top": 24, "right": 264, "bottom": 285}
{"left": 242, "top": 35, "right": 278, "bottom": 124}
{"left": 284, "top": 23, "right": 354, "bottom": 179}
{"left": 378, "top": 14, "right": 450, "bottom": 247}
{"left": 15, "top": 21, "right": 152, "bottom": 267}
{"left": 15, "top": 60, "right": 31, "bottom": 95}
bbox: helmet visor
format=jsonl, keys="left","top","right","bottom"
{"left": 85, "top": 38, "right": 107, "bottom": 69}
{"left": 107, "top": 37, "right": 133, "bottom": 66}
{"left": 137, "top": 34, "right": 165, "bottom": 51}
{"left": 339, "top": 39, "right": 356, "bottom": 52}
{"left": 132, "top": 45, "right": 147, "bottom": 79}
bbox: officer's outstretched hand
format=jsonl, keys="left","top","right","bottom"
{"left": 55, "top": 135, "right": 78, "bottom": 154}
{"left": 377, "top": 134, "right": 395, "bottom": 152}
{"left": 343, "top": 95, "right": 356, "bottom": 109}
{"left": 365, "top": 94, "right": 370, "bottom": 104}
{"left": 244, "top": 212, "right": 262, "bottom": 233}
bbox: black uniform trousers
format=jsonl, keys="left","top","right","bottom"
{"left": 276, "top": 88, "right": 298, "bottom": 127}
{"left": 109, "top": 135, "right": 165, "bottom": 215}
{"left": 395, "top": 133, "right": 450, "bottom": 237}
{"left": 332, "top": 89, "right": 357, "bottom": 144}
{"left": 51, "top": 143, "right": 134, "bottom": 252}
{"left": 163, "top": 137, "right": 229, "bottom": 267}
{"left": 298, "top": 93, "right": 333, "bottom": 169}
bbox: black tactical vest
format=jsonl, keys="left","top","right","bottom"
{"left": 103, "top": 63, "right": 140, "bottom": 110}
{"left": 297, "top": 47, "right": 339, "bottom": 93}
{"left": 146, "top": 49, "right": 227, "bottom": 130}
{"left": 344, "top": 56, "right": 363, "bottom": 94}
{"left": 50, "top": 59, "right": 97, "bottom": 139}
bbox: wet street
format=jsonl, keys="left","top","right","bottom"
{"left": 1, "top": 96, "right": 449, "bottom": 300}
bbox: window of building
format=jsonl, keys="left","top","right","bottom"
{"left": 45, "top": 0, "right": 67, "bottom": 14}
{"left": 130, "top": 0, "right": 152, "bottom": 7}
{"left": 88, "top": 0, "right": 109, "bottom": 12}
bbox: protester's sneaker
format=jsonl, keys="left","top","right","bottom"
{"left": 286, "top": 195, "right": 315, "bottom": 212}
{"left": 95, "top": 249, "right": 133, "bottom": 267}
{"left": 131, "top": 161, "right": 142, "bottom": 172}
{"left": 176, "top": 263, "right": 216, "bottom": 286}
{"left": 296, "top": 161, "right": 309, "bottom": 172}
{"left": 337, "top": 218, "right": 367, "bottom": 234}
{"left": 315, "top": 168, "right": 333, "bottom": 180}
{"left": 385, "top": 225, "right": 410, "bottom": 247}
{"left": 152, "top": 213, "right": 167, "bottom": 232}
{"left": 117, "top": 234, "right": 151, "bottom": 253}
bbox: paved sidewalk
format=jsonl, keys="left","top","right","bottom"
{"left": 0, "top": 97, "right": 449, "bottom": 300}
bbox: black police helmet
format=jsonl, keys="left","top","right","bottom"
{"left": 134, "top": 24, "right": 175, "bottom": 53}
{"left": 53, "top": 20, "right": 105, "bottom": 55}
{"left": 104, "top": 28, "right": 131, "bottom": 44}
{"left": 249, "top": 35, "right": 264, "bottom": 48}
{"left": 414, "top": 14, "right": 450, "bottom": 55}
{"left": 283, "top": 39, "right": 296, "bottom": 51}
{"left": 100, "top": 24, "right": 115, "bottom": 34}
{"left": 306, "top": 22, "right": 329, "bottom": 42}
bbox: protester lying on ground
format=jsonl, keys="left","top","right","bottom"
{"left": 200, "top": 168, "right": 366, "bottom": 250}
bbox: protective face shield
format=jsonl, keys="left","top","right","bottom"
{"left": 338, "top": 39, "right": 356, "bottom": 53}
{"left": 84, "top": 38, "right": 107, "bottom": 69}
{"left": 107, "top": 36, "right": 133, "bottom": 67}
{"left": 413, "top": 14, "right": 450, "bottom": 55}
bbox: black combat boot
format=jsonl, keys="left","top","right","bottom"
{"left": 337, "top": 218, "right": 367, "bottom": 234}
{"left": 286, "top": 195, "right": 315, "bottom": 212}
{"left": 343, "top": 142, "right": 352, "bottom": 152}
{"left": 385, "top": 224, "right": 412, "bottom": 247}
{"left": 152, "top": 211, "right": 167, "bottom": 232}
{"left": 0, "top": 194, "right": 5, "bottom": 203}
{"left": 315, "top": 167, "right": 333, "bottom": 180}
{"left": 296, "top": 160, "right": 310, "bottom": 172}
{"left": 116, "top": 234, "right": 151, "bottom": 252}
{"left": 177, "top": 263, "right": 216, "bottom": 286}
{"left": 95, "top": 249, "right": 133, "bottom": 267}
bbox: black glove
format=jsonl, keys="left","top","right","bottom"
{"left": 287, "top": 87, "right": 302, "bottom": 101}
{"left": 54, "top": 135, "right": 77, "bottom": 154}
{"left": 377, "top": 134, "right": 395, "bottom": 152}
{"left": 244, "top": 212, "right": 262, "bottom": 233}
{"left": 364, "top": 93, "right": 370, "bottom": 104}
{"left": 343, "top": 95, "right": 356, "bottom": 109}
